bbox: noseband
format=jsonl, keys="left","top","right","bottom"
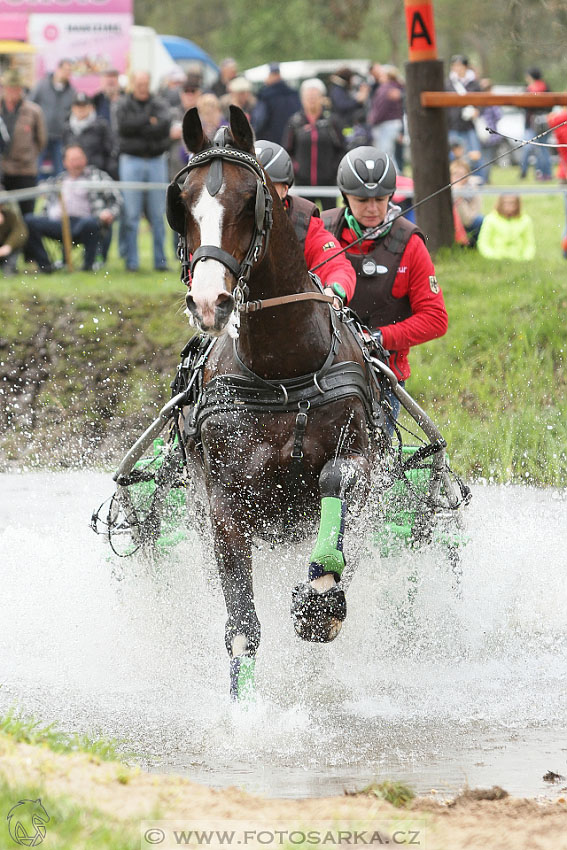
{"left": 166, "top": 138, "right": 274, "bottom": 300}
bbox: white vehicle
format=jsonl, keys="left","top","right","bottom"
{"left": 243, "top": 58, "right": 370, "bottom": 90}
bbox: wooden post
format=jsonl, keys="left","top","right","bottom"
{"left": 59, "top": 189, "right": 73, "bottom": 271}
{"left": 404, "top": 0, "right": 454, "bottom": 253}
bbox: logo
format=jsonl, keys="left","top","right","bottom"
{"left": 6, "top": 799, "right": 50, "bottom": 846}
{"left": 322, "top": 241, "right": 336, "bottom": 251}
{"left": 362, "top": 260, "right": 388, "bottom": 276}
{"left": 429, "top": 275, "right": 440, "bottom": 293}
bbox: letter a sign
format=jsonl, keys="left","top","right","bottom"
{"left": 404, "top": 0, "right": 438, "bottom": 61}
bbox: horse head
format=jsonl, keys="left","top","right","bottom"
{"left": 167, "top": 105, "right": 273, "bottom": 337}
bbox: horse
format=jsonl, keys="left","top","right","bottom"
{"left": 166, "top": 106, "right": 386, "bottom": 697}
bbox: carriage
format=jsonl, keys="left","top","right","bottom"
{"left": 92, "top": 106, "right": 470, "bottom": 699}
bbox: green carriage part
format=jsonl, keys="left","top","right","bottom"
{"left": 374, "top": 445, "right": 469, "bottom": 558}
{"left": 127, "top": 436, "right": 189, "bottom": 551}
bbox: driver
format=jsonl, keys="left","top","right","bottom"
{"left": 254, "top": 140, "right": 356, "bottom": 304}
{"left": 321, "top": 146, "right": 448, "bottom": 426}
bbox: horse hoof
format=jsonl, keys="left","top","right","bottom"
{"left": 291, "top": 582, "right": 346, "bottom": 643}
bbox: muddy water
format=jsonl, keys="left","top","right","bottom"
{"left": 1, "top": 470, "right": 566, "bottom": 799}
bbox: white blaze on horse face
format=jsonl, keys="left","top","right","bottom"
{"left": 191, "top": 184, "right": 229, "bottom": 330}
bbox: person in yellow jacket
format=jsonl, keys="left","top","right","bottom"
{"left": 477, "top": 194, "right": 535, "bottom": 261}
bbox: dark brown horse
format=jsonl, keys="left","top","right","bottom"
{"left": 167, "top": 106, "right": 385, "bottom": 697}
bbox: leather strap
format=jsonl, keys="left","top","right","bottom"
{"left": 240, "top": 291, "right": 336, "bottom": 313}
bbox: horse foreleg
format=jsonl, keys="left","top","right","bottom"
{"left": 210, "top": 502, "right": 260, "bottom": 699}
{"left": 291, "top": 456, "right": 369, "bottom": 643}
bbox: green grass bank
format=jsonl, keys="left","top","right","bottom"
{"left": 1, "top": 174, "right": 566, "bottom": 484}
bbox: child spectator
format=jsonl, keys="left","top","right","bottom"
{"left": 450, "top": 159, "right": 484, "bottom": 247}
{"left": 477, "top": 194, "right": 535, "bottom": 261}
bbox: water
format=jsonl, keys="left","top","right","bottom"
{"left": 1, "top": 470, "right": 566, "bottom": 800}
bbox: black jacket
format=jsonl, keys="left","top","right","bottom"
{"left": 115, "top": 94, "right": 171, "bottom": 158}
{"left": 62, "top": 115, "right": 118, "bottom": 179}
{"left": 251, "top": 80, "right": 301, "bottom": 145}
{"left": 284, "top": 109, "right": 345, "bottom": 186}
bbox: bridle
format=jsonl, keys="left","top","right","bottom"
{"left": 166, "top": 135, "right": 274, "bottom": 305}
{"left": 166, "top": 134, "right": 339, "bottom": 319}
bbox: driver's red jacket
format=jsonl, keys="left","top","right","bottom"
{"left": 334, "top": 224, "right": 448, "bottom": 380}
{"left": 285, "top": 198, "right": 356, "bottom": 302}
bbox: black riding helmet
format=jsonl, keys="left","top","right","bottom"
{"left": 254, "top": 140, "right": 294, "bottom": 187}
{"left": 336, "top": 147, "right": 397, "bottom": 198}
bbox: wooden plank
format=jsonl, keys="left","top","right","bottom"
{"left": 421, "top": 91, "right": 567, "bottom": 108}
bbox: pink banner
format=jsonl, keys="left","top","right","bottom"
{"left": 0, "top": 0, "right": 131, "bottom": 12}
{"left": 28, "top": 12, "right": 132, "bottom": 91}
{"left": 1, "top": 12, "right": 29, "bottom": 37}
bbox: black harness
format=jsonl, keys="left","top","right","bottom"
{"left": 166, "top": 132, "right": 387, "bottom": 468}
{"left": 166, "top": 133, "right": 274, "bottom": 299}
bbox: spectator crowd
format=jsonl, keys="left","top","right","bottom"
{"left": 0, "top": 52, "right": 564, "bottom": 273}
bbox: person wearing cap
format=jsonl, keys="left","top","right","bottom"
{"left": 30, "top": 59, "right": 76, "bottom": 177}
{"left": 0, "top": 69, "right": 47, "bottom": 217}
{"left": 255, "top": 139, "right": 356, "bottom": 304}
{"left": 321, "top": 147, "right": 448, "bottom": 428}
{"left": 284, "top": 78, "right": 345, "bottom": 211}
{"left": 168, "top": 74, "right": 203, "bottom": 180}
{"left": 251, "top": 63, "right": 300, "bottom": 146}
{"left": 62, "top": 92, "right": 117, "bottom": 178}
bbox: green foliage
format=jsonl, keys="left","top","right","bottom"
{"left": 134, "top": 0, "right": 567, "bottom": 83}
{"left": 0, "top": 709, "right": 127, "bottom": 761}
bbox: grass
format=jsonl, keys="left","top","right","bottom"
{"left": 0, "top": 708, "right": 126, "bottom": 761}
{"left": 2, "top": 172, "right": 567, "bottom": 483}
{"left": 346, "top": 779, "right": 416, "bottom": 807}
{"left": 0, "top": 779, "right": 138, "bottom": 850}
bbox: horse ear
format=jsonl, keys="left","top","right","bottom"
{"left": 229, "top": 105, "right": 254, "bottom": 153}
{"left": 183, "top": 107, "right": 211, "bottom": 153}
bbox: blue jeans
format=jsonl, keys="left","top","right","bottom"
{"left": 520, "top": 128, "right": 551, "bottom": 178}
{"left": 118, "top": 153, "right": 167, "bottom": 270}
{"left": 24, "top": 213, "right": 102, "bottom": 270}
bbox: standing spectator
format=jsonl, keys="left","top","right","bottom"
{"left": 328, "top": 66, "right": 369, "bottom": 132}
{"left": 477, "top": 194, "right": 535, "bottom": 261}
{"left": 92, "top": 69, "right": 122, "bottom": 125}
{"left": 168, "top": 75, "right": 202, "bottom": 180}
{"left": 0, "top": 69, "right": 47, "bottom": 216}
{"left": 30, "top": 59, "right": 76, "bottom": 178}
{"left": 475, "top": 78, "right": 502, "bottom": 184}
{"left": 23, "top": 144, "right": 121, "bottom": 272}
{"left": 0, "top": 198, "right": 28, "bottom": 275}
{"left": 211, "top": 58, "right": 238, "bottom": 99}
{"left": 367, "top": 64, "right": 404, "bottom": 169}
{"left": 445, "top": 55, "right": 481, "bottom": 162}
{"left": 225, "top": 77, "right": 255, "bottom": 122}
{"left": 284, "top": 78, "right": 345, "bottom": 211}
{"left": 520, "top": 67, "right": 551, "bottom": 181}
{"left": 251, "top": 63, "right": 300, "bottom": 145}
{"left": 115, "top": 70, "right": 171, "bottom": 272}
{"left": 196, "top": 93, "right": 226, "bottom": 141}
{"left": 62, "top": 92, "right": 117, "bottom": 178}
{"left": 450, "top": 159, "right": 484, "bottom": 247}
{"left": 160, "top": 67, "right": 187, "bottom": 109}
{"left": 547, "top": 107, "right": 567, "bottom": 183}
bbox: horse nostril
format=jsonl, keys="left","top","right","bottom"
{"left": 215, "top": 291, "right": 231, "bottom": 307}
{"left": 185, "top": 294, "right": 197, "bottom": 314}
{"left": 215, "top": 291, "right": 235, "bottom": 320}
